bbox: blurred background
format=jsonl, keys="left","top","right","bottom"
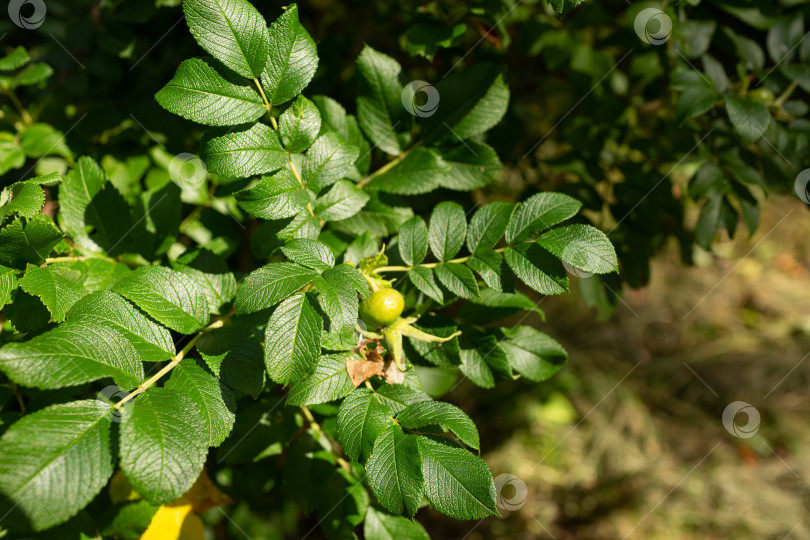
{"left": 2, "top": 0, "right": 809, "bottom": 538}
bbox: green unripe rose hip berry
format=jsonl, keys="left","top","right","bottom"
{"left": 360, "top": 288, "right": 404, "bottom": 327}
{"left": 749, "top": 88, "right": 775, "bottom": 105}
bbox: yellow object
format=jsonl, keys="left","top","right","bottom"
{"left": 141, "top": 503, "right": 204, "bottom": 540}
{"left": 140, "top": 469, "right": 232, "bottom": 539}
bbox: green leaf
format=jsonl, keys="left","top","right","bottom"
{"left": 725, "top": 94, "right": 770, "bottom": 144}
{"left": 314, "top": 265, "right": 362, "bottom": 330}
{"left": 332, "top": 194, "right": 413, "bottom": 239}
{"left": 102, "top": 500, "right": 159, "bottom": 539}
{"left": 425, "top": 65, "right": 509, "bottom": 143}
{"left": 112, "top": 266, "right": 210, "bottom": 334}
{"left": 676, "top": 85, "right": 718, "bottom": 119}
{"left": 120, "top": 387, "right": 207, "bottom": 505}
{"left": 434, "top": 263, "right": 479, "bottom": 299}
{"left": 498, "top": 326, "right": 567, "bottom": 381}
{"left": 702, "top": 54, "right": 729, "bottom": 94}
{"left": 459, "top": 331, "right": 506, "bottom": 388}
{"left": 0, "top": 401, "right": 113, "bottom": 532}
{"left": 59, "top": 156, "right": 132, "bottom": 255}
{"left": 437, "top": 141, "right": 502, "bottom": 191}
{"left": 549, "top": 0, "right": 587, "bottom": 16}
{"left": 234, "top": 168, "right": 310, "bottom": 220}
{"left": 767, "top": 16, "right": 804, "bottom": 64}
{"left": 50, "top": 257, "right": 131, "bottom": 293}
{"left": 19, "top": 263, "right": 88, "bottom": 322}
{"left": 364, "top": 147, "right": 447, "bottom": 194}
{"left": 408, "top": 266, "right": 443, "bottom": 303}
{"left": 428, "top": 201, "right": 467, "bottom": 261}
{"left": 261, "top": 4, "right": 318, "bottom": 106}
{"left": 196, "top": 325, "right": 265, "bottom": 398}
{"left": 302, "top": 132, "right": 360, "bottom": 192}
{"left": 461, "top": 288, "right": 542, "bottom": 323}
{"left": 504, "top": 243, "right": 569, "bottom": 295}
{"left": 0, "top": 133, "right": 24, "bottom": 175}
{"left": 467, "top": 201, "right": 514, "bottom": 255}
{"left": 407, "top": 318, "right": 461, "bottom": 367}
{"left": 155, "top": 57, "right": 266, "bottom": 127}
{"left": 0, "top": 215, "right": 63, "bottom": 268}
{"left": 14, "top": 62, "right": 53, "bottom": 86}
{"left": 397, "top": 401, "right": 479, "bottom": 450}
{"left": 66, "top": 291, "right": 175, "bottom": 363}
{"left": 174, "top": 248, "right": 237, "bottom": 314}
{"left": 366, "top": 424, "right": 423, "bottom": 518}
{"left": 695, "top": 195, "right": 722, "bottom": 248}
{"left": 356, "top": 46, "right": 407, "bottom": 156}
{"left": 4, "top": 290, "right": 50, "bottom": 333}
{"left": 690, "top": 161, "right": 729, "bottom": 198}
{"left": 0, "top": 173, "right": 61, "bottom": 220}
{"left": 183, "top": 0, "right": 270, "bottom": 78}
{"left": 375, "top": 383, "right": 431, "bottom": 414}
{"left": 337, "top": 387, "right": 393, "bottom": 462}
{"left": 0, "top": 322, "right": 144, "bottom": 389}
{"left": 403, "top": 22, "right": 466, "bottom": 61}
{"left": 537, "top": 224, "right": 618, "bottom": 274}
{"left": 364, "top": 506, "right": 430, "bottom": 540}
{"left": 0, "top": 46, "right": 29, "bottom": 71}
{"left": 200, "top": 123, "right": 288, "bottom": 179}
{"left": 314, "top": 179, "right": 369, "bottom": 221}
{"left": 398, "top": 216, "right": 428, "bottom": 266}
{"left": 417, "top": 436, "right": 498, "bottom": 519}
{"left": 165, "top": 359, "right": 236, "bottom": 447}
{"left": 286, "top": 354, "right": 354, "bottom": 406}
{"left": 264, "top": 292, "right": 322, "bottom": 383}
{"left": 279, "top": 95, "right": 322, "bottom": 153}
{"left": 0, "top": 265, "right": 17, "bottom": 307}
{"left": 235, "top": 262, "right": 318, "bottom": 314}
{"left": 329, "top": 262, "right": 370, "bottom": 298}
{"left": 19, "top": 124, "right": 71, "bottom": 160}
{"left": 280, "top": 238, "right": 335, "bottom": 271}
{"left": 505, "top": 192, "right": 582, "bottom": 244}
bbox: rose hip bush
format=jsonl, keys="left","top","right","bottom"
{"left": 0, "top": 0, "right": 618, "bottom": 537}
{"left": 0, "top": 0, "right": 805, "bottom": 537}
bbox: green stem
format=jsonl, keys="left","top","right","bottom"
{"left": 41, "top": 255, "right": 146, "bottom": 269}
{"left": 300, "top": 406, "right": 354, "bottom": 475}
{"left": 357, "top": 142, "right": 421, "bottom": 188}
{"left": 255, "top": 77, "right": 318, "bottom": 220}
{"left": 775, "top": 79, "right": 799, "bottom": 108}
{"left": 112, "top": 314, "right": 230, "bottom": 410}
{"left": 374, "top": 247, "right": 507, "bottom": 273}
{"left": 4, "top": 89, "right": 32, "bottom": 125}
